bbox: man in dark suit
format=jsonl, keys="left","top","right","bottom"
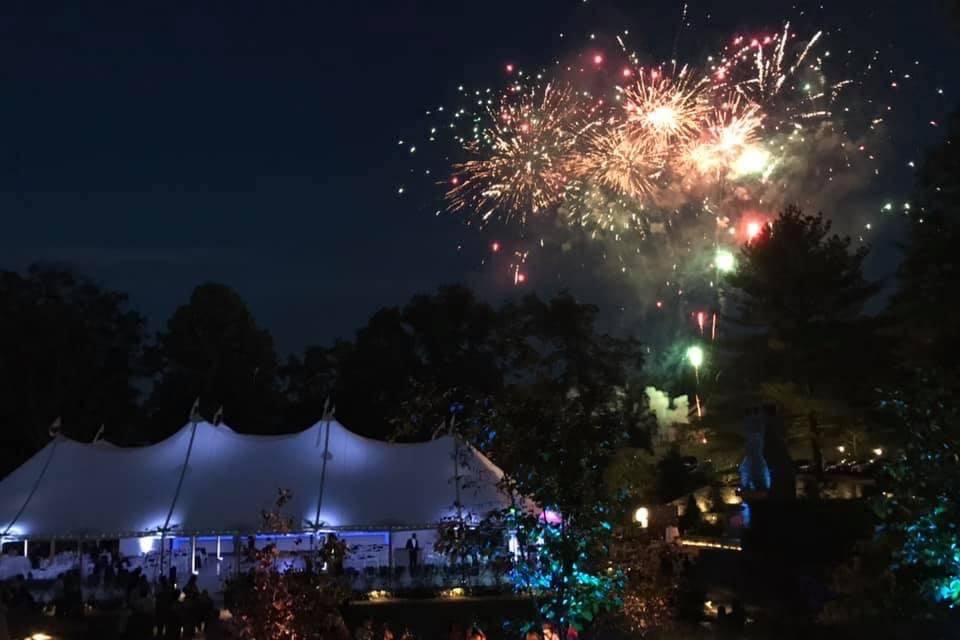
{"left": 405, "top": 533, "right": 420, "bottom": 573}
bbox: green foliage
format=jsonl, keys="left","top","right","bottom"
{"left": 433, "top": 512, "right": 514, "bottom": 582}
{"left": 876, "top": 384, "right": 960, "bottom": 609}
{"left": 506, "top": 509, "right": 623, "bottom": 633}
{"left": 455, "top": 292, "right": 648, "bottom": 633}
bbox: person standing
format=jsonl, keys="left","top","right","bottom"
{"left": 405, "top": 534, "right": 420, "bottom": 574}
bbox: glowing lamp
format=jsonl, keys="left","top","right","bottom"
{"left": 686, "top": 346, "right": 704, "bottom": 369}
{"left": 746, "top": 221, "right": 762, "bottom": 240}
{"left": 837, "top": 445, "right": 845, "bottom": 453}
{"left": 634, "top": 507, "right": 650, "bottom": 529}
{"left": 715, "top": 249, "right": 736, "bottom": 273}
{"left": 873, "top": 448, "right": 883, "bottom": 457}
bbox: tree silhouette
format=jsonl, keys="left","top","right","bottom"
{"left": 144, "top": 283, "right": 280, "bottom": 439}
{"left": 723, "top": 206, "right": 882, "bottom": 477}
{"left": 890, "top": 111, "right": 960, "bottom": 390}
{"left": 282, "top": 285, "right": 503, "bottom": 440}
{"left": 0, "top": 266, "right": 145, "bottom": 472}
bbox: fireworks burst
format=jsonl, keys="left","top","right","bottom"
{"left": 621, "top": 66, "right": 711, "bottom": 148}
{"left": 403, "top": 17, "right": 908, "bottom": 292}
{"left": 445, "top": 83, "right": 594, "bottom": 225}
{"left": 683, "top": 96, "right": 765, "bottom": 180}
{"left": 567, "top": 125, "right": 664, "bottom": 201}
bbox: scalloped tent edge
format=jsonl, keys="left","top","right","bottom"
{"left": 0, "top": 420, "right": 522, "bottom": 540}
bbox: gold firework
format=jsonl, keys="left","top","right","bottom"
{"left": 566, "top": 126, "right": 664, "bottom": 201}
{"left": 445, "top": 83, "right": 594, "bottom": 224}
{"left": 620, "top": 66, "right": 711, "bottom": 147}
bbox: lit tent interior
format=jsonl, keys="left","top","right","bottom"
{"left": 0, "top": 420, "right": 512, "bottom": 545}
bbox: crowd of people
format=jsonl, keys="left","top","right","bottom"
{"left": 130, "top": 574, "right": 219, "bottom": 639}
{"left": 0, "top": 556, "right": 226, "bottom": 639}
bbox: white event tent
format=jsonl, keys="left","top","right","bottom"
{"left": 0, "top": 420, "right": 513, "bottom": 542}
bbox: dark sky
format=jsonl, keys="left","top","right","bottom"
{"left": 2, "top": 0, "right": 957, "bottom": 355}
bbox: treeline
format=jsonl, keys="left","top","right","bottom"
{"left": 0, "top": 276, "right": 646, "bottom": 474}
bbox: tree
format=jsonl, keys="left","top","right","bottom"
{"left": 723, "top": 206, "right": 883, "bottom": 477}
{"left": 889, "top": 111, "right": 960, "bottom": 391}
{"left": 875, "top": 381, "right": 960, "bottom": 611}
{"left": 608, "top": 536, "right": 683, "bottom": 636}
{"left": 144, "top": 283, "right": 280, "bottom": 439}
{"left": 225, "top": 490, "right": 350, "bottom": 640}
{"left": 0, "top": 266, "right": 145, "bottom": 471}
{"left": 281, "top": 285, "right": 501, "bottom": 440}
{"left": 463, "top": 292, "right": 648, "bottom": 634}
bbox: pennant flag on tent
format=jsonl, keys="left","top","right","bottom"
{"left": 189, "top": 398, "right": 201, "bottom": 424}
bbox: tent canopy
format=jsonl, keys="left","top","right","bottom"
{"left": 0, "top": 420, "right": 512, "bottom": 539}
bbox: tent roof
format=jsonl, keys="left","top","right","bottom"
{"left": 0, "top": 421, "right": 513, "bottom": 539}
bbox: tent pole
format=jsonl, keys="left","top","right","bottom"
{"left": 159, "top": 531, "right": 166, "bottom": 582}
{"left": 2, "top": 437, "right": 61, "bottom": 539}
{"left": 157, "top": 414, "right": 201, "bottom": 583}
{"left": 216, "top": 536, "right": 222, "bottom": 561}
{"left": 313, "top": 408, "right": 334, "bottom": 532}
{"left": 451, "top": 418, "right": 463, "bottom": 525}
{"left": 22, "top": 539, "right": 27, "bottom": 558}
{"left": 191, "top": 536, "right": 197, "bottom": 575}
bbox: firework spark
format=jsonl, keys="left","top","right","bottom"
{"left": 445, "top": 83, "right": 594, "bottom": 225}
{"left": 621, "top": 67, "right": 711, "bottom": 148}
{"left": 567, "top": 125, "right": 664, "bottom": 201}
{"left": 683, "top": 96, "right": 765, "bottom": 179}
{"left": 405, "top": 18, "right": 899, "bottom": 297}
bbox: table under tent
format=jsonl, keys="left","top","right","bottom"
{"left": 0, "top": 419, "right": 517, "bottom": 594}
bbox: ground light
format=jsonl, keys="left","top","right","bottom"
{"left": 634, "top": 507, "right": 649, "bottom": 528}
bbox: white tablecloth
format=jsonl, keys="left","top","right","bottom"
{"left": 0, "top": 555, "right": 31, "bottom": 580}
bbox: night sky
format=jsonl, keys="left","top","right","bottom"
{"left": 2, "top": 1, "right": 958, "bottom": 354}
